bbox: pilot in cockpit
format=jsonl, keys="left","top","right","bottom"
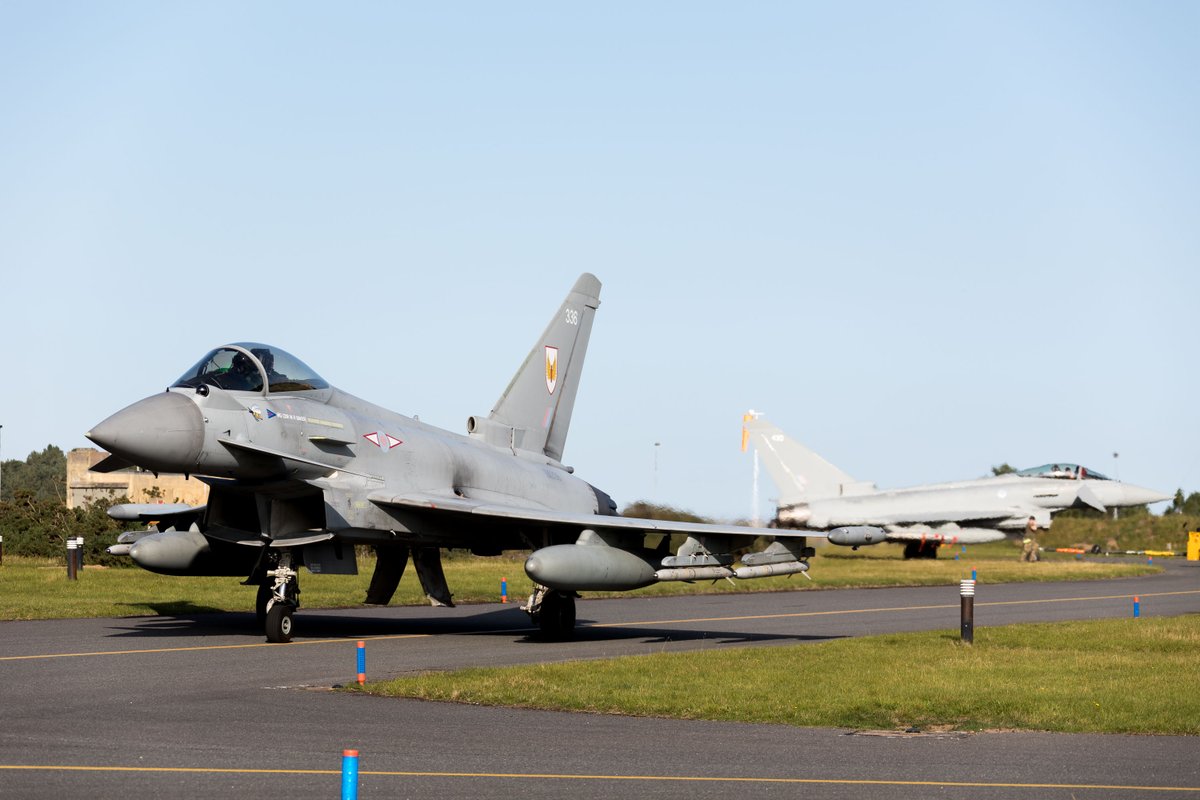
{"left": 253, "top": 348, "right": 287, "bottom": 385}
{"left": 224, "top": 352, "right": 260, "bottom": 391}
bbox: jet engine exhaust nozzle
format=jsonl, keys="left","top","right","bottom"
{"left": 776, "top": 505, "right": 811, "bottom": 526}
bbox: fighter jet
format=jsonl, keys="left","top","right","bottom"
{"left": 88, "top": 275, "right": 880, "bottom": 642}
{"left": 742, "top": 417, "right": 1170, "bottom": 558}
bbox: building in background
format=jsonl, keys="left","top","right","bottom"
{"left": 66, "top": 448, "right": 208, "bottom": 509}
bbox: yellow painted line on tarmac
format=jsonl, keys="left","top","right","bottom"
{"left": 0, "top": 633, "right": 430, "bottom": 662}
{"left": 1, "top": 764, "right": 1198, "bottom": 793}
{"left": 981, "top": 589, "right": 1200, "bottom": 607}
{"left": 587, "top": 589, "right": 1200, "bottom": 629}
{"left": 4, "top": 589, "right": 1198, "bottom": 663}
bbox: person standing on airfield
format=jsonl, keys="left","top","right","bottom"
{"left": 1021, "top": 516, "right": 1040, "bottom": 562}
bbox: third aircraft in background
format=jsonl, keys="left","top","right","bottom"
{"left": 742, "top": 417, "right": 1170, "bottom": 558}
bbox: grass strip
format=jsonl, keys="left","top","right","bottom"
{"left": 0, "top": 543, "right": 1159, "bottom": 621}
{"left": 364, "top": 615, "right": 1200, "bottom": 735}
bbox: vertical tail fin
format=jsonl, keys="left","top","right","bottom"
{"left": 743, "top": 417, "right": 858, "bottom": 504}
{"left": 486, "top": 273, "right": 601, "bottom": 462}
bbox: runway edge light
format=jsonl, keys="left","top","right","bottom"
{"left": 960, "top": 579, "right": 976, "bottom": 644}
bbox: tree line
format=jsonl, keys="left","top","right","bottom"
{"left": 1, "top": 446, "right": 1196, "bottom": 565}
{"left": 1, "top": 446, "right": 132, "bottom": 564}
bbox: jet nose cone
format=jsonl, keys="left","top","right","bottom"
{"left": 87, "top": 392, "right": 205, "bottom": 474}
{"left": 1121, "top": 484, "right": 1173, "bottom": 506}
{"left": 1087, "top": 481, "right": 1173, "bottom": 509}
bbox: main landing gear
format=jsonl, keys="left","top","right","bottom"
{"left": 522, "top": 584, "right": 577, "bottom": 639}
{"left": 903, "top": 541, "right": 940, "bottom": 560}
{"left": 261, "top": 551, "right": 300, "bottom": 643}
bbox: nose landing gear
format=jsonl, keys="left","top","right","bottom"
{"left": 262, "top": 551, "right": 300, "bottom": 643}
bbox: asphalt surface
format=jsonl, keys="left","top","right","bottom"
{"left": 1, "top": 560, "right": 1198, "bottom": 799}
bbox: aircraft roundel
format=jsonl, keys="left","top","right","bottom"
{"left": 545, "top": 346, "right": 558, "bottom": 395}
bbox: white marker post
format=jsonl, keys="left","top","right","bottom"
{"left": 960, "top": 579, "right": 976, "bottom": 644}
{"left": 66, "top": 538, "right": 78, "bottom": 580}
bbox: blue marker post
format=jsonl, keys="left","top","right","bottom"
{"left": 971, "top": 567, "right": 977, "bottom": 582}
{"left": 1133, "top": 596, "right": 1140, "bottom": 618}
{"left": 341, "top": 749, "right": 359, "bottom": 800}
{"left": 356, "top": 641, "right": 366, "bottom": 686}
{"left": 501, "top": 577, "right": 508, "bottom": 604}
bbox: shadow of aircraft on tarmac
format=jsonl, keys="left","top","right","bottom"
{"left": 101, "top": 603, "right": 844, "bottom": 649}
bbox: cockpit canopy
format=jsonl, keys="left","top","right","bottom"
{"left": 1016, "top": 463, "right": 1110, "bottom": 481}
{"left": 172, "top": 343, "right": 330, "bottom": 394}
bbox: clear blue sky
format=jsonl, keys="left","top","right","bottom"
{"left": 1, "top": 2, "right": 1195, "bottom": 520}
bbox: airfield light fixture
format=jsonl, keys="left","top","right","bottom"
{"left": 653, "top": 442, "right": 661, "bottom": 497}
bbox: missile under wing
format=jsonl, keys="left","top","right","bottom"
{"left": 743, "top": 417, "right": 1170, "bottom": 558}
{"left": 88, "top": 275, "right": 879, "bottom": 642}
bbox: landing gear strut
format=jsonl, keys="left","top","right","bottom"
{"left": 903, "top": 541, "right": 940, "bottom": 560}
{"left": 263, "top": 551, "right": 300, "bottom": 643}
{"left": 523, "top": 584, "right": 577, "bottom": 639}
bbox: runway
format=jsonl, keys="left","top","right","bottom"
{"left": 1, "top": 561, "right": 1198, "bottom": 799}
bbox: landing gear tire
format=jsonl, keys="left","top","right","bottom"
{"left": 257, "top": 578, "right": 298, "bottom": 626}
{"left": 535, "top": 591, "right": 576, "bottom": 640}
{"left": 265, "top": 603, "right": 295, "bottom": 643}
{"left": 255, "top": 583, "right": 272, "bottom": 627}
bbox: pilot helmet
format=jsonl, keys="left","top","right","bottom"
{"left": 253, "top": 349, "right": 275, "bottom": 372}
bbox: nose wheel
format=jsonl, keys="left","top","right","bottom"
{"left": 265, "top": 603, "right": 294, "bottom": 643}
{"left": 261, "top": 551, "right": 300, "bottom": 643}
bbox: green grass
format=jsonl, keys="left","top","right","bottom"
{"left": 0, "top": 544, "right": 1160, "bottom": 620}
{"left": 0, "top": 553, "right": 529, "bottom": 620}
{"left": 364, "top": 615, "right": 1200, "bottom": 735}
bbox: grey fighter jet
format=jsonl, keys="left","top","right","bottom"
{"left": 743, "top": 417, "right": 1170, "bottom": 558}
{"left": 88, "top": 275, "right": 879, "bottom": 642}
